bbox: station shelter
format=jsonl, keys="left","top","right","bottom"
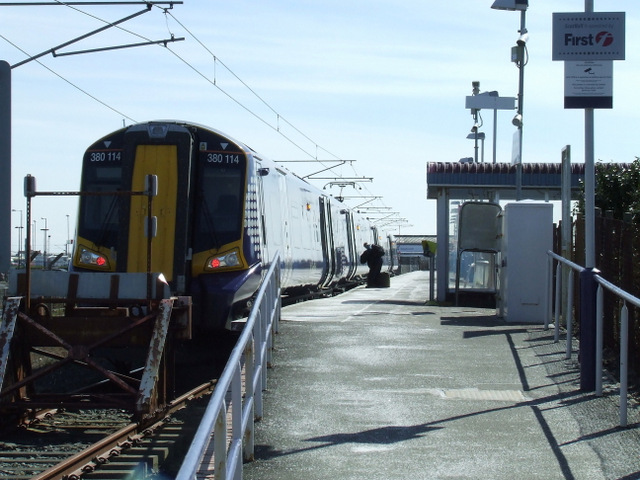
{"left": 395, "top": 235, "right": 437, "bottom": 274}
{"left": 426, "top": 162, "right": 585, "bottom": 304}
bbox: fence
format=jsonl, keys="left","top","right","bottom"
{"left": 176, "top": 251, "right": 281, "bottom": 480}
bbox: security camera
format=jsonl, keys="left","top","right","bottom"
{"left": 512, "top": 114, "right": 523, "bottom": 127}
{"left": 516, "top": 32, "right": 529, "bottom": 46}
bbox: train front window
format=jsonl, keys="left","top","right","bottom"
{"left": 78, "top": 164, "right": 123, "bottom": 248}
{"left": 194, "top": 164, "right": 244, "bottom": 251}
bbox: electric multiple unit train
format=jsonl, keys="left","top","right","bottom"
{"left": 71, "top": 121, "right": 394, "bottom": 331}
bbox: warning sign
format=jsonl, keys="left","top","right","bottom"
{"left": 564, "top": 61, "right": 613, "bottom": 109}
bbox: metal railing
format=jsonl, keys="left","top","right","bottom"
{"left": 176, "top": 251, "right": 281, "bottom": 480}
{"left": 547, "top": 250, "right": 639, "bottom": 427}
{"left": 546, "top": 252, "right": 584, "bottom": 359}
{"left": 593, "top": 275, "right": 638, "bottom": 427}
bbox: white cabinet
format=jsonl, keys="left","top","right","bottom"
{"left": 500, "top": 202, "right": 553, "bottom": 323}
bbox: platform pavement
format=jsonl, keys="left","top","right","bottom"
{"left": 243, "top": 271, "right": 640, "bottom": 480}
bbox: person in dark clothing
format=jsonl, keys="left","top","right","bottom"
{"left": 360, "top": 242, "right": 384, "bottom": 287}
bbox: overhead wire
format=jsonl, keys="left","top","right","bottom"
{"left": 52, "top": 0, "right": 151, "bottom": 42}
{"left": 161, "top": 10, "right": 395, "bottom": 219}
{"left": 161, "top": 8, "right": 344, "bottom": 167}
{"left": 0, "top": 33, "right": 137, "bottom": 122}
{"left": 2, "top": 2, "right": 400, "bottom": 227}
{"left": 164, "top": 46, "right": 318, "bottom": 160}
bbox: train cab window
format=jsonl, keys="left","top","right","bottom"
{"left": 77, "top": 164, "right": 123, "bottom": 248}
{"left": 194, "top": 165, "right": 244, "bottom": 251}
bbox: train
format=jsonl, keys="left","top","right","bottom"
{"left": 71, "top": 120, "right": 396, "bottom": 332}
{"left": 0, "top": 120, "right": 400, "bottom": 419}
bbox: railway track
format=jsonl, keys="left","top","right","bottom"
{"left": 0, "top": 381, "right": 216, "bottom": 480}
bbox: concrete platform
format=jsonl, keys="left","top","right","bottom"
{"left": 244, "top": 271, "right": 640, "bottom": 480}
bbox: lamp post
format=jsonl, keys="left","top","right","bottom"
{"left": 465, "top": 89, "right": 517, "bottom": 164}
{"left": 466, "top": 132, "right": 485, "bottom": 163}
{"left": 492, "top": 0, "right": 528, "bottom": 200}
{"left": 12, "top": 208, "right": 22, "bottom": 267}
{"left": 66, "top": 214, "right": 70, "bottom": 257}
{"left": 469, "top": 81, "right": 481, "bottom": 163}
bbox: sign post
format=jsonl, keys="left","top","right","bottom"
{"left": 552, "top": 7, "right": 625, "bottom": 392}
{"left": 553, "top": 12, "right": 624, "bottom": 111}
{"left": 552, "top": 9, "right": 625, "bottom": 267}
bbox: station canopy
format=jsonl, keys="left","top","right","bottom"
{"left": 426, "top": 162, "right": 586, "bottom": 201}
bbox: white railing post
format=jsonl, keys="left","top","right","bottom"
{"left": 244, "top": 334, "right": 255, "bottom": 462}
{"left": 215, "top": 401, "right": 228, "bottom": 480}
{"left": 554, "top": 262, "right": 562, "bottom": 342}
{"left": 566, "top": 270, "right": 574, "bottom": 360}
{"left": 620, "top": 303, "right": 629, "bottom": 427}
{"left": 253, "top": 303, "right": 264, "bottom": 420}
{"left": 233, "top": 363, "right": 243, "bottom": 432}
{"left": 595, "top": 284, "right": 603, "bottom": 396}
{"left": 546, "top": 255, "right": 553, "bottom": 329}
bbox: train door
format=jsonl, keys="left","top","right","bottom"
{"left": 278, "top": 172, "right": 292, "bottom": 279}
{"left": 318, "top": 196, "right": 336, "bottom": 288}
{"left": 255, "top": 163, "right": 269, "bottom": 270}
{"left": 256, "top": 161, "right": 291, "bottom": 273}
{"left": 344, "top": 211, "right": 358, "bottom": 279}
{"left": 127, "top": 145, "right": 178, "bottom": 281}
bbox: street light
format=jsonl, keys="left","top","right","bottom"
{"left": 468, "top": 81, "right": 482, "bottom": 163}
{"left": 492, "top": 0, "right": 528, "bottom": 200}
{"left": 491, "top": 0, "right": 527, "bottom": 11}
{"left": 465, "top": 84, "right": 517, "bottom": 164}
{"left": 466, "top": 132, "right": 486, "bottom": 163}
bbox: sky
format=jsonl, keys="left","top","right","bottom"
{"left": 1, "top": 0, "right": 638, "bottom": 255}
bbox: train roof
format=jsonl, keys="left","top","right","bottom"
{"left": 88, "top": 120, "right": 364, "bottom": 215}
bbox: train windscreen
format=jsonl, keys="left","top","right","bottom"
{"left": 193, "top": 164, "right": 245, "bottom": 251}
{"left": 77, "top": 163, "right": 123, "bottom": 248}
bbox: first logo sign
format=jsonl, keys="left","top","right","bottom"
{"left": 552, "top": 12, "right": 625, "bottom": 61}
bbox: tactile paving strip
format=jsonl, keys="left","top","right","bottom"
{"left": 442, "top": 388, "right": 526, "bottom": 402}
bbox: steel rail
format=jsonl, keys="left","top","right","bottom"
{"left": 31, "top": 380, "right": 216, "bottom": 480}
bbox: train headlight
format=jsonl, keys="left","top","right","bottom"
{"left": 206, "top": 250, "right": 240, "bottom": 270}
{"left": 79, "top": 248, "right": 110, "bottom": 268}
